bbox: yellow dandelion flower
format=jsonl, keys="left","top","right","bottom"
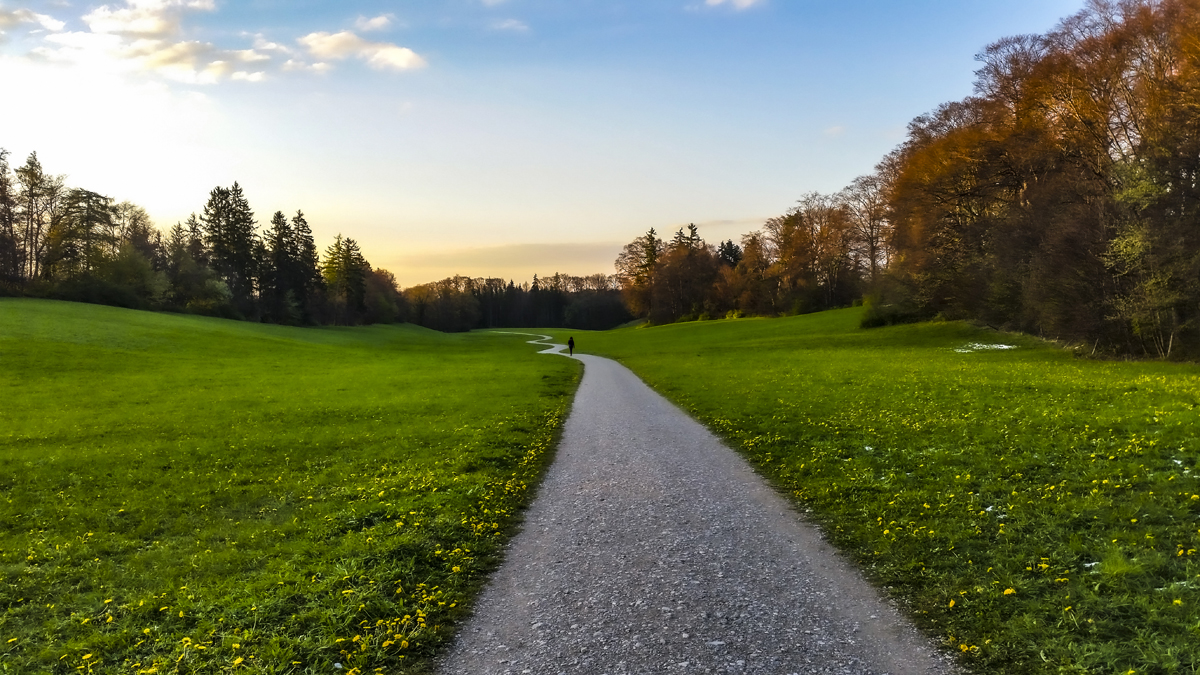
{"left": 1003, "top": 588, "right": 1016, "bottom": 595}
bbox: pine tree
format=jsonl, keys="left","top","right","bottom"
{"left": 184, "top": 213, "right": 205, "bottom": 264}
{"left": 291, "top": 210, "right": 322, "bottom": 318}
{"left": 322, "top": 234, "right": 369, "bottom": 323}
{"left": 262, "top": 211, "right": 297, "bottom": 322}
{"left": 201, "top": 182, "right": 258, "bottom": 312}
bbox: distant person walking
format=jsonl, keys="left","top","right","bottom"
{"left": 567, "top": 337, "right": 575, "bottom": 356}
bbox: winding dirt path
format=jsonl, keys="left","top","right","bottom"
{"left": 440, "top": 335, "right": 958, "bottom": 675}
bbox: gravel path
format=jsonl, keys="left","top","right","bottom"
{"left": 439, "top": 336, "right": 959, "bottom": 675}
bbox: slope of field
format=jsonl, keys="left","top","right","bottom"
{"left": 551, "top": 310, "right": 1200, "bottom": 674}
{"left": 0, "top": 299, "right": 580, "bottom": 674}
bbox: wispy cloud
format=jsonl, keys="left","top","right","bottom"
{"left": 298, "top": 30, "right": 425, "bottom": 71}
{"left": 23, "top": 0, "right": 272, "bottom": 83}
{"left": 0, "top": 7, "right": 65, "bottom": 32}
{"left": 5, "top": 0, "right": 425, "bottom": 83}
{"left": 824, "top": 125, "right": 845, "bottom": 137}
{"left": 83, "top": 0, "right": 214, "bottom": 37}
{"left": 489, "top": 18, "right": 529, "bottom": 33}
{"left": 704, "top": 0, "right": 764, "bottom": 9}
{"left": 354, "top": 14, "right": 393, "bottom": 32}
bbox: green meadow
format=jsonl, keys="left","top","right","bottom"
{"left": 552, "top": 310, "right": 1200, "bottom": 674}
{"left": 0, "top": 299, "right": 579, "bottom": 675}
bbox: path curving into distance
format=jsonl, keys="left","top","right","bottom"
{"left": 441, "top": 334, "right": 958, "bottom": 675}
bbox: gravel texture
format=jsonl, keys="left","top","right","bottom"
{"left": 439, "top": 337, "right": 960, "bottom": 675}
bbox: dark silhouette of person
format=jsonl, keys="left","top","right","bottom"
{"left": 567, "top": 336, "right": 575, "bottom": 356}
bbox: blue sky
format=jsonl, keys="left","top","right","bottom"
{"left": 1, "top": 0, "right": 1083, "bottom": 285}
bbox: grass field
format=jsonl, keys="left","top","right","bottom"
{"left": 551, "top": 310, "right": 1200, "bottom": 674}
{"left": 0, "top": 299, "right": 580, "bottom": 674}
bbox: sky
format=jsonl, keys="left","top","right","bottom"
{"left": 0, "top": 0, "right": 1085, "bottom": 286}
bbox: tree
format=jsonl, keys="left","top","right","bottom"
{"left": 201, "top": 182, "right": 258, "bottom": 312}
{"left": 652, "top": 224, "right": 719, "bottom": 322}
{"left": 717, "top": 239, "right": 742, "bottom": 267}
{"left": 614, "top": 227, "right": 662, "bottom": 318}
{"left": 364, "top": 268, "right": 406, "bottom": 324}
{"left": 112, "top": 201, "right": 159, "bottom": 264}
{"left": 322, "top": 234, "right": 369, "bottom": 323}
{"left": 842, "top": 174, "right": 890, "bottom": 284}
{"left": 15, "top": 152, "right": 65, "bottom": 281}
{"left": 290, "top": 210, "right": 323, "bottom": 320}
{"left": 261, "top": 211, "right": 298, "bottom": 322}
{"left": 0, "top": 150, "right": 20, "bottom": 286}
{"left": 42, "top": 189, "right": 113, "bottom": 280}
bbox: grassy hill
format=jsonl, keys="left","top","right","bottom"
{"left": 550, "top": 309, "right": 1200, "bottom": 674}
{"left": 0, "top": 299, "right": 580, "bottom": 674}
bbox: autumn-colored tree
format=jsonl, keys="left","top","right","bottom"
{"left": 651, "top": 224, "right": 720, "bottom": 322}
{"left": 614, "top": 228, "right": 662, "bottom": 318}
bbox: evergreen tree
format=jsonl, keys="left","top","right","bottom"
{"left": 201, "top": 182, "right": 258, "bottom": 312}
{"left": 717, "top": 239, "right": 743, "bottom": 267}
{"left": 322, "top": 234, "right": 369, "bottom": 323}
{"left": 165, "top": 222, "right": 188, "bottom": 280}
{"left": 262, "top": 211, "right": 298, "bottom": 322}
{"left": 290, "top": 210, "right": 323, "bottom": 318}
{"left": 184, "top": 213, "right": 205, "bottom": 265}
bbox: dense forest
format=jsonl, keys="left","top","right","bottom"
{"left": 405, "top": 273, "right": 629, "bottom": 332}
{"left": 0, "top": 150, "right": 628, "bottom": 330}
{"left": 616, "top": 0, "right": 1200, "bottom": 358}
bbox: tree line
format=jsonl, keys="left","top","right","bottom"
{"left": 615, "top": 180, "right": 886, "bottom": 325}
{"left": 403, "top": 273, "right": 630, "bottom": 332}
{"left": 0, "top": 149, "right": 631, "bottom": 331}
{"left": 0, "top": 149, "right": 404, "bottom": 325}
{"left": 616, "top": 0, "right": 1200, "bottom": 358}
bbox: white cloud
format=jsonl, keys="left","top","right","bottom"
{"left": 282, "top": 58, "right": 332, "bottom": 74}
{"left": 9, "top": 1, "right": 419, "bottom": 86}
{"left": 35, "top": 28, "right": 272, "bottom": 84}
{"left": 824, "top": 125, "right": 845, "bottom": 137}
{"left": 252, "top": 35, "right": 286, "bottom": 52}
{"left": 354, "top": 14, "right": 393, "bottom": 32}
{"left": 704, "top": 0, "right": 764, "bottom": 9}
{"left": 35, "top": 0, "right": 263, "bottom": 84}
{"left": 0, "top": 7, "right": 66, "bottom": 31}
{"left": 83, "top": 0, "right": 215, "bottom": 37}
{"left": 298, "top": 31, "right": 425, "bottom": 71}
{"left": 490, "top": 19, "right": 529, "bottom": 32}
